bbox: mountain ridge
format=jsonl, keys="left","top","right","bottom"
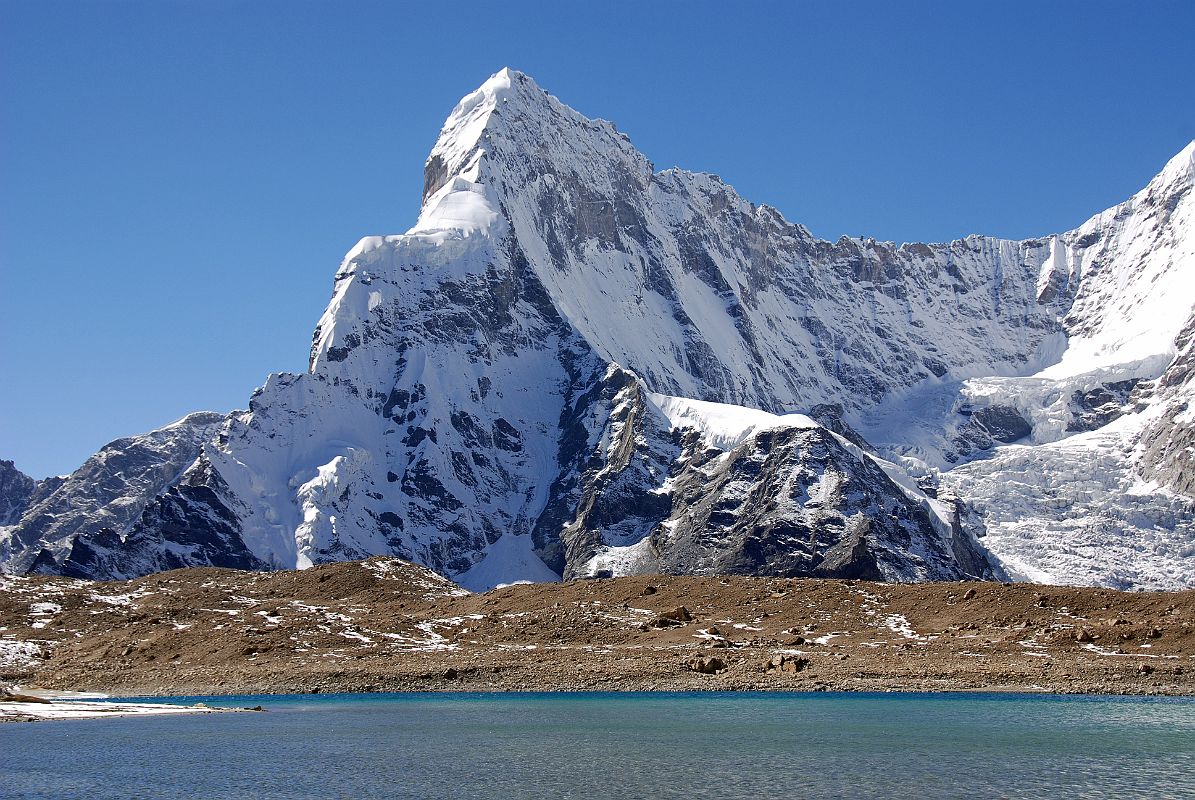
{"left": 3, "top": 69, "right": 1191, "bottom": 590}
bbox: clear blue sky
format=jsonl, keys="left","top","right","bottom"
{"left": 2, "top": 1, "right": 1192, "bottom": 479}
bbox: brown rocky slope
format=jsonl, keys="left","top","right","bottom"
{"left": 2, "top": 557, "right": 1192, "bottom": 696}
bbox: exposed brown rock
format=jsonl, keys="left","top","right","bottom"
{"left": 765, "top": 655, "right": 809, "bottom": 675}
{"left": 1, "top": 557, "right": 1193, "bottom": 697}
{"left": 688, "top": 656, "right": 726, "bottom": 674}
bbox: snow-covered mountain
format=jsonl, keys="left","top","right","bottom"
{"left": 3, "top": 69, "right": 1192, "bottom": 589}
{"left": 934, "top": 147, "right": 1195, "bottom": 589}
{"left": 0, "top": 412, "right": 229, "bottom": 575}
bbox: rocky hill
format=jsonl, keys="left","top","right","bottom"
{"left": 2, "top": 558, "right": 1192, "bottom": 696}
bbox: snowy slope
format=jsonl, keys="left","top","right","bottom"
{"left": 942, "top": 417, "right": 1194, "bottom": 588}
{"left": 3, "top": 70, "right": 1192, "bottom": 590}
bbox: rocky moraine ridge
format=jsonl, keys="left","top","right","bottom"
{"left": 2, "top": 69, "right": 1193, "bottom": 592}
{"left": 3, "top": 559, "right": 1193, "bottom": 698}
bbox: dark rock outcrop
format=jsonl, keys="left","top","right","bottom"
{"left": 0, "top": 461, "right": 37, "bottom": 526}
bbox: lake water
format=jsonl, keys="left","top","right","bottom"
{"left": 3, "top": 692, "right": 1194, "bottom": 799}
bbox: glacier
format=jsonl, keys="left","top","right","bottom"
{"left": 2, "top": 69, "right": 1192, "bottom": 590}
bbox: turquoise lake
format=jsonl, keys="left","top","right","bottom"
{"left": 3, "top": 692, "right": 1194, "bottom": 799}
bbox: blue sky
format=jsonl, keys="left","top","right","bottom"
{"left": 2, "top": 0, "right": 1192, "bottom": 479}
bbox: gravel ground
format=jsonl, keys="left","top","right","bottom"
{"left": 2, "top": 557, "right": 1192, "bottom": 698}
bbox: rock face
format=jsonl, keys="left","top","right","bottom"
{"left": 1139, "top": 311, "right": 1195, "bottom": 497}
{"left": 567, "top": 392, "right": 988, "bottom": 583}
{"left": 28, "top": 452, "right": 268, "bottom": 580}
{"left": 0, "top": 462, "right": 37, "bottom": 527}
{"left": 2, "top": 70, "right": 1192, "bottom": 589}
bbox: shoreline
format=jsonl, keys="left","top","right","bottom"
{"left": 42, "top": 654, "right": 1195, "bottom": 700}
{"left": 7, "top": 685, "right": 1192, "bottom": 724}
{"left": 8, "top": 685, "right": 1191, "bottom": 724}
{"left": 55, "top": 672, "right": 1195, "bottom": 700}
{"left": 92, "top": 683, "right": 1195, "bottom": 699}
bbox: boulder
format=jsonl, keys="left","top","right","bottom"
{"left": 652, "top": 606, "right": 693, "bottom": 628}
{"left": 661, "top": 606, "right": 693, "bottom": 622}
{"left": 765, "top": 654, "right": 810, "bottom": 674}
{"left": 687, "top": 656, "right": 726, "bottom": 674}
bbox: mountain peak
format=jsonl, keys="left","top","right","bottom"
{"left": 420, "top": 68, "right": 650, "bottom": 223}
{"left": 422, "top": 68, "right": 560, "bottom": 204}
{"left": 1158, "top": 139, "right": 1195, "bottom": 188}
{"left": 478, "top": 66, "right": 533, "bottom": 95}
{"left": 455, "top": 67, "right": 544, "bottom": 116}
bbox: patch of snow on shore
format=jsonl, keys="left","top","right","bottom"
{"left": 0, "top": 638, "right": 41, "bottom": 667}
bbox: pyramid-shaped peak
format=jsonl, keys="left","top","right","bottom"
{"left": 479, "top": 67, "right": 537, "bottom": 93}
{"left": 422, "top": 69, "right": 566, "bottom": 202}
{"left": 456, "top": 68, "right": 544, "bottom": 112}
{"left": 439, "top": 68, "right": 561, "bottom": 141}
{"left": 422, "top": 69, "right": 646, "bottom": 207}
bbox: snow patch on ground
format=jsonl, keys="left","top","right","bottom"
{"left": 883, "top": 614, "right": 927, "bottom": 642}
{"left": 0, "top": 638, "right": 41, "bottom": 667}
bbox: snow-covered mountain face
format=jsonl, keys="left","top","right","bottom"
{"left": 3, "top": 69, "right": 1192, "bottom": 589}
{"left": 934, "top": 147, "right": 1195, "bottom": 589}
